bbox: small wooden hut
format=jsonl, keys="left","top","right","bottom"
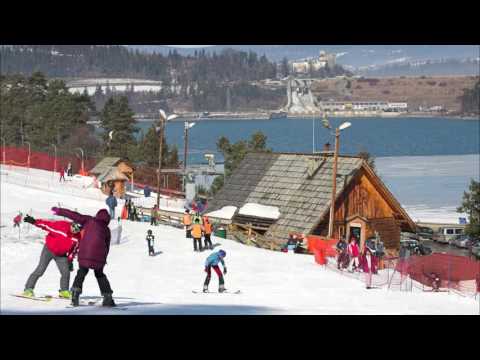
{"left": 207, "top": 152, "right": 416, "bottom": 256}
{"left": 89, "top": 157, "right": 134, "bottom": 197}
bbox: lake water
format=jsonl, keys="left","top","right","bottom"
{"left": 132, "top": 116, "right": 479, "bottom": 223}
{"left": 135, "top": 116, "right": 479, "bottom": 164}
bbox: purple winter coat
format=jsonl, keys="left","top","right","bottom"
{"left": 56, "top": 208, "right": 111, "bottom": 270}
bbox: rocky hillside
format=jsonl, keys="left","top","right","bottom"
{"left": 311, "top": 76, "right": 479, "bottom": 112}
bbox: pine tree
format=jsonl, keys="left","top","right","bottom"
{"left": 100, "top": 96, "right": 138, "bottom": 158}
{"left": 457, "top": 179, "right": 480, "bottom": 237}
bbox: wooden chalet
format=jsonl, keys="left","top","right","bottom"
{"left": 89, "top": 157, "right": 134, "bottom": 197}
{"left": 207, "top": 152, "right": 416, "bottom": 255}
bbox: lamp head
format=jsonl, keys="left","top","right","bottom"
{"left": 339, "top": 122, "right": 351, "bottom": 131}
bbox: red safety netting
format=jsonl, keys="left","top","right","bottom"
{"left": 394, "top": 253, "right": 480, "bottom": 294}
{"left": 1, "top": 146, "right": 95, "bottom": 175}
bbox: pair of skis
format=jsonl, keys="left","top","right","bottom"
{"left": 11, "top": 294, "right": 128, "bottom": 310}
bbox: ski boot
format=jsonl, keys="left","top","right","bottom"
{"left": 218, "top": 284, "right": 226, "bottom": 293}
{"left": 203, "top": 284, "right": 209, "bottom": 293}
{"left": 58, "top": 290, "right": 71, "bottom": 299}
{"left": 71, "top": 288, "right": 81, "bottom": 307}
{"left": 102, "top": 293, "right": 116, "bottom": 307}
{"left": 23, "top": 289, "right": 35, "bottom": 298}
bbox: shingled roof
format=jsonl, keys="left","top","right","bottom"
{"left": 89, "top": 157, "right": 122, "bottom": 176}
{"left": 207, "top": 152, "right": 364, "bottom": 243}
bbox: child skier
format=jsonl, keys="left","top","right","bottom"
{"left": 347, "top": 236, "right": 360, "bottom": 272}
{"left": 203, "top": 216, "right": 213, "bottom": 250}
{"left": 23, "top": 215, "right": 81, "bottom": 299}
{"left": 203, "top": 249, "right": 227, "bottom": 293}
{"left": 13, "top": 212, "right": 22, "bottom": 228}
{"left": 52, "top": 207, "right": 116, "bottom": 307}
{"left": 335, "top": 237, "right": 349, "bottom": 270}
{"left": 146, "top": 229, "right": 155, "bottom": 256}
{"left": 191, "top": 218, "right": 204, "bottom": 252}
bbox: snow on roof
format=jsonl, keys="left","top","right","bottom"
{"left": 239, "top": 203, "right": 280, "bottom": 220}
{"left": 205, "top": 206, "right": 238, "bottom": 220}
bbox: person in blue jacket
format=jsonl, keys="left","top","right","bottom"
{"left": 203, "top": 249, "right": 227, "bottom": 293}
{"left": 105, "top": 192, "right": 117, "bottom": 220}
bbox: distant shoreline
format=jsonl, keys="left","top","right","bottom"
{"left": 87, "top": 113, "right": 479, "bottom": 125}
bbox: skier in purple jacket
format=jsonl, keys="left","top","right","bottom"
{"left": 52, "top": 207, "right": 116, "bottom": 307}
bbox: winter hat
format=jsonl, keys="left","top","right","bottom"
{"left": 147, "top": 230, "right": 152, "bottom": 235}
{"left": 218, "top": 249, "right": 226, "bottom": 258}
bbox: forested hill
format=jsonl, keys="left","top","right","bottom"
{"left": 0, "top": 45, "right": 278, "bottom": 82}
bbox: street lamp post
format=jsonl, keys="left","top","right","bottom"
{"left": 327, "top": 121, "right": 351, "bottom": 239}
{"left": 51, "top": 144, "right": 57, "bottom": 173}
{"left": 25, "top": 142, "right": 31, "bottom": 170}
{"left": 1, "top": 137, "right": 5, "bottom": 165}
{"left": 156, "top": 110, "right": 178, "bottom": 208}
{"left": 183, "top": 120, "right": 196, "bottom": 192}
{"left": 76, "top": 147, "right": 84, "bottom": 175}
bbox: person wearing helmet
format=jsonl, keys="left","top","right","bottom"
{"left": 23, "top": 215, "right": 82, "bottom": 299}
{"left": 191, "top": 218, "right": 204, "bottom": 252}
{"left": 203, "top": 249, "right": 227, "bottom": 293}
{"left": 52, "top": 207, "right": 116, "bottom": 307}
{"left": 183, "top": 209, "right": 192, "bottom": 239}
{"left": 146, "top": 229, "right": 155, "bottom": 256}
{"left": 203, "top": 216, "right": 213, "bottom": 250}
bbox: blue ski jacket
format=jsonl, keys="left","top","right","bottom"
{"left": 205, "top": 252, "right": 225, "bottom": 267}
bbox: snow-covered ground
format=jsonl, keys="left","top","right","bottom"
{"left": 1, "top": 168, "right": 478, "bottom": 314}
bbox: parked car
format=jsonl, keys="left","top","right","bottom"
{"left": 433, "top": 227, "right": 464, "bottom": 244}
{"left": 453, "top": 235, "right": 475, "bottom": 248}
{"left": 471, "top": 242, "right": 480, "bottom": 259}
{"left": 401, "top": 232, "right": 420, "bottom": 242}
{"left": 399, "top": 239, "right": 432, "bottom": 257}
{"left": 417, "top": 226, "right": 434, "bottom": 240}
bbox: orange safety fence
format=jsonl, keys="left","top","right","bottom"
{"left": 306, "top": 235, "right": 338, "bottom": 265}
{"left": 1, "top": 146, "right": 95, "bottom": 175}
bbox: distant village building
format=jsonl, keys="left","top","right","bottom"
{"left": 207, "top": 152, "right": 416, "bottom": 256}
{"left": 89, "top": 157, "right": 134, "bottom": 197}
{"left": 290, "top": 51, "right": 336, "bottom": 74}
{"left": 319, "top": 101, "right": 408, "bottom": 113}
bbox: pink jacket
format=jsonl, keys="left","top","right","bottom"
{"left": 360, "top": 253, "right": 378, "bottom": 273}
{"left": 348, "top": 242, "right": 359, "bottom": 257}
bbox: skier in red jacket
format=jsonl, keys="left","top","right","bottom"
{"left": 23, "top": 215, "right": 82, "bottom": 299}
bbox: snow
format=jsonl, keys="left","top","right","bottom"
{"left": 204, "top": 206, "right": 238, "bottom": 220}
{"left": 238, "top": 203, "right": 280, "bottom": 220}
{"left": 1, "top": 168, "right": 479, "bottom": 314}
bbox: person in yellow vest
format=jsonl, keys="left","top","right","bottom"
{"left": 183, "top": 209, "right": 192, "bottom": 238}
{"left": 203, "top": 216, "right": 213, "bottom": 250}
{"left": 191, "top": 218, "right": 204, "bottom": 252}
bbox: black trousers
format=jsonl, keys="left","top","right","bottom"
{"left": 72, "top": 266, "right": 113, "bottom": 295}
{"left": 193, "top": 238, "right": 202, "bottom": 251}
{"left": 148, "top": 245, "right": 154, "bottom": 255}
{"left": 204, "top": 234, "right": 213, "bottom": 249}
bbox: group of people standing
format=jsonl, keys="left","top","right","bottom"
{"left": 336, "top": 236, "right": 380, "bottom": 289}
{"left": 182, "top": 209, "right": 214, "bottom": 252}
{"left": 22, "top": 206, "right": 116, "bottom": 307}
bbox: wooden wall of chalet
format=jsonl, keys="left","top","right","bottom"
{"left": 332, "top": 169, "right": 403, "bottom": 251}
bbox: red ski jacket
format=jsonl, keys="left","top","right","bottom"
{"left": 34, "top": 219, "right": 80, "bottom": 258}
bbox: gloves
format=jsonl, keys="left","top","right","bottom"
{"left": 223, "top": 267, "right": 227, "bottom": 275}
{"left": 204, "top": 266, "right": 208, "bottom": 273}
{"left": 23, "top": 215, "right": 36, "bottom": 224}
{"left": 68, "top": 261, "right": 74, "bottom": 272}
{"left": 51, "top": 207, "right": 60, "bottom": 215}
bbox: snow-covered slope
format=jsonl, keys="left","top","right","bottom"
{"left": 1, "top": 169, "right": 478, "bottom": 314}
